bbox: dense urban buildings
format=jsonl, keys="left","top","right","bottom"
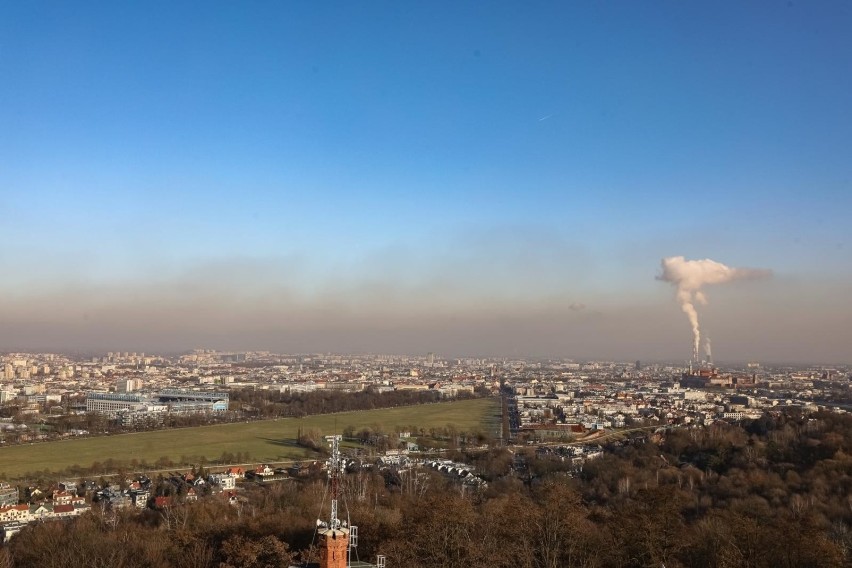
{"left": 1, "top": 349, "right": 849, "bottom": 441}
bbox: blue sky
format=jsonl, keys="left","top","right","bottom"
{"left": 1, "top": 2, "right": 850, "bottom": 361}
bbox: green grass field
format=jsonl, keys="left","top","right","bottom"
{"left": 0, "top": 398, "right": 499, "bottom": 479}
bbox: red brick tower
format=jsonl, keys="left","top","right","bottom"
{"left": 319, "top": 527, "right": 349, "bottom": 568}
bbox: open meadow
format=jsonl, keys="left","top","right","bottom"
{"left": 0, "top": 397, "right": 499, "bottom": 479}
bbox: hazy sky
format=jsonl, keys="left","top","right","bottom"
{"left": 1, "top": 2, "right": 850, "bottom": 363}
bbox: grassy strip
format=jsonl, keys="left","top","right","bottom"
{"left": 0, "top": 398, "right": 499, "bottom": 479}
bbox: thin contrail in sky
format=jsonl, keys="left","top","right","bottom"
{"left": 538, "top": 114, "right": 553, "bottom": 121}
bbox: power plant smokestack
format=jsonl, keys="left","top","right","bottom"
{"left": 657, "top": 256, "right": 771, "bottom": 362}
{"left": 704, "top": 337, "right": 713, "bottom": 365}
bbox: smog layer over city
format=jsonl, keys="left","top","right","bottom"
{"left": 0, "top": 2, "right": 850, "bottom": 567}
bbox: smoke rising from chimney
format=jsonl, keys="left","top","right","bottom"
{"left": 657, "top": 256, "right": 772, "bottom": 360}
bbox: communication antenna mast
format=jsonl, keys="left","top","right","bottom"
{"left": 315, "top": 434, "right": 385, "bottom": 568}
{"left": 325, "top": 434, "right": 343, "bottom": 530}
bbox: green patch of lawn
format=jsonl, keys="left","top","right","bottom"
{"left": 0, "top": 398, "right": 499, "bottom": 479}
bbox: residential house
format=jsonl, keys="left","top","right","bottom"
{"left": 52, "top": 490, "right": 74, "bottom": 506}
{"left": 1, "top": 521, "right": 27, "bottom": 542}
{"left": 0, "top": 483, "right": 18, "bottom": 507}
{"left": 251, "top": 464, "right": 274, "bottom": 478}
{"left": 29, "top": 503, "right": 52, "bottom": 520}
{"left": 130, "top": 490, "right": 149, "bottom": 509}
{"left": 53, "top": 504, "right": 76, "bottom": 518}
{"left": 224, "top": 467, "right": 244, "bottom": 479}
{"left": 210, "top": 474, "right": 235, "bottom": 490}
{"left": 73, "top": 501, "right": 91, "bottom": 515}
{"left": 0, "top": 505, "right": 30, "bottom": 523}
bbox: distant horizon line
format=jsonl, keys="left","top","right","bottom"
{"left": 0, "top": 348, "right": 846, "bottom": 368}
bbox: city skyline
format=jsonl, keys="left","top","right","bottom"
{"left": 1, "top": 2, "right": 850, "bottom": 362}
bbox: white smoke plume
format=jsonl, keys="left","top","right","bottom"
{"left": 657, "top": 256, "right": 772, "bottom": 360}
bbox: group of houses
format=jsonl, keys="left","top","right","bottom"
{"left": 424, "top": 459, "right": 487, "bottom": 488}
{"left": 0, "top": 466, "right": 258, "bottom": 542}
{"left": 0, "top": 448, "right": 494, "bottom": 543}
{"left": 0, "top": 486, "right": 90, "bottom": 541}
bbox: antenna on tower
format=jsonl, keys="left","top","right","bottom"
{"left": 315, "top": 433, "right": 385, "bottom": 568}
{"left": 324, "top": 434, "right": 343, "bottom": 531}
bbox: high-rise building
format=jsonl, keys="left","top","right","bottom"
{"left": 117, "top": 378, "right": 143, "bottom": 393}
